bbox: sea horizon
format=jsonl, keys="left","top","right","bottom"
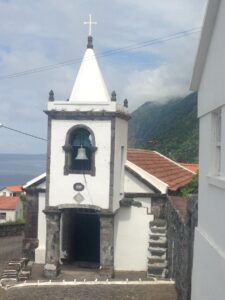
{"left": 0, "top": 153, "right": 46, "bottom": 188}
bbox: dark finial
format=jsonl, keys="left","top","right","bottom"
{"left": 124, "top": 99, "right": 128, "bottom": 108}
{"left": 49, "top": 90, "right": 54, "bottom": 102}
{"left": 87, "top": 36, "right": 93, "bottom": 49}
{"left": 111, "top": 91, "right": 117, "bottom": 102}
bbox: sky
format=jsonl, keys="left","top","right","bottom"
{"left": 0, "top": 0, "right": 207, "bottom": 154}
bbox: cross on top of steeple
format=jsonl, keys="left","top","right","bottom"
{"left": 84, "top": 14, "right": 97, "bottom": 36}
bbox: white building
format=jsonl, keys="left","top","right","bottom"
{"left": 0, "top": 185, "right": 22, "bottom": 197}
{"left": 23, "top": 31, "right": 195, "bottom": 278}
{"left": 190, "top": 0, "right": 225, "bottom": 299}
{"left": 0, "top": 196, "right": 23, "bottom": 223}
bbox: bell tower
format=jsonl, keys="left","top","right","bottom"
{"left": 43, "top": 21, "right": 130, "bottom": 278}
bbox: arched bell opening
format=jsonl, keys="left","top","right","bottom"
{"left": 63, "top": 125, "right": 97, "bottom": 176}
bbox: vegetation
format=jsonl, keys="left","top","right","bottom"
{"left": 20, "top": 194, "right": 27, "bottom": 220}
{"left": 128, "top": 92, "right": 199, "bottom": 163}
{"left": 178, "top": 174, "right": 199, "bottom": 197}
{"left": 4, "top": 219, "right": 25, "bottom": 225}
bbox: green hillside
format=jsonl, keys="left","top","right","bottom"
{"left": 128, "top": 92, "right": 199, "bottom": 163}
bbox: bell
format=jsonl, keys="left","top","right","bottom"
{"left": 75, "top": 145, "right": 88, "bottom": 160}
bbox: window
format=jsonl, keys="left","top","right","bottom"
{"left": 63, "top": 125, "right": 96, "bottom": 176}
{"left": 0, "top": 212, "right": 6, "bottom": 220}
{"left": 212, "top": 108, "right": 222, "bottom": 176}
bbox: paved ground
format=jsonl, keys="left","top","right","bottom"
{"left": 0, "top": 236, "right": 23, "bottom": 274}
{"left": 0, "top": 236, "right": 23, "bottom": 300}
{"left": 6, "top": 282, "right": 177, "bottom": 300}
{"left": 0, "top": 236, "right": 177, "bottom": 300}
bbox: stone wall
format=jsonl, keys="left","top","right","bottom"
{"left": 23, "top": 189, "right": 39, "bottom": 260}
{"left": 167, "top": 194, "right": 198, "bottom": 300}
{"left": 0, "top": 223, "right": 25, "bottom": 237}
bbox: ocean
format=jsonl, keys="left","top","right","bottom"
{"left": 0, "top": 153, "right": 46, "bottom": 189}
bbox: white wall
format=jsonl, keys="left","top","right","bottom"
{"left": 49, "top": 119, "right": 111, "bottom": 209}
{"left": 124, "top": 171, "right": 154, "bottom": 194}
{"left": 35, "top": 192, "right": 46, "bottom": 264}
{"left": 191, "top": 2, "right": 225, "bottom": 299}
{"left": 198, "top": 1, "right": 225, "bottom": 117}
{"left": 114, "top": 198, "right": 153, "bottom": 271}
{"left": 0, "top": 189, "right": 13, "bottom": 197}
{"left": 0, "top": 210, "right": 16, "bottom": 223}
{"left": 192, "top": 228, "right": 225, "bottom": 300}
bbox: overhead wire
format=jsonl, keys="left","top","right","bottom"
{"left": 0, "top": 124, "right": 47, "bottom": 141}
{"left": 0, "top": 27, "right": 201, "bottom": 142}
{"left": 0, "top": 27, "right": 201, "bottom": 80}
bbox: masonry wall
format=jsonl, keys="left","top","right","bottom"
{"left": 167, "top": 195, "right": 198, "bottom": 300}
{"left": 0, "top": 223, "right": 25, "bottom": 237}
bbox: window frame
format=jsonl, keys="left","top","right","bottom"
{"left": 0, "top": 212, "right": 6, "bottom": 220}
{"left": 63, "top": 125, "right": 97, "bottom": 176}
{"left": 212, "top": 108, "right": 222, "bottom": 176}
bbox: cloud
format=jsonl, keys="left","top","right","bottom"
{"left": 0, "top": 0, "right": 207, "bottom": 153}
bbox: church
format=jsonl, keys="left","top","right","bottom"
{"left": 23, "top": 23, "right": 195, "bottom": 278}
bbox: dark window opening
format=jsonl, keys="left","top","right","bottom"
{"left": 63, "top": 125, "right": 96, "bottom": 176}
{"left": 0, "top": 212, "right": 6, "bottom": 220}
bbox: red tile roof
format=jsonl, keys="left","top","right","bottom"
{"left": 6, "top": 185, "right": 22, "bottom": 193}
{"left": 127, "top": 149, "right": 194, "bottom": 191}
{"left": 0, "top": 196, "right": 20, "bottom": 210}
{"left": 180, "top": 163, "right": 198, "bottom": 174}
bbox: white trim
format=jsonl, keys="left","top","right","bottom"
{"left": 207, "top": 175, "right": 225, "bottom": 190}
{"left": 195, "top": 227, "right": 225, "bottom": 260}
{"left": 190, "top": 0, "right": 221, "bottom": 91}
{"left": 6, "top": 280, "right": 175, "bottom": 289}
{"left": 51, "top": 102, "right": 111, "bottom": 106}
{"left": 23, "top": 173, "right": 46, "bottom": 189}
{"left": 126, "top": 160, "right": 168, "bottom": 194}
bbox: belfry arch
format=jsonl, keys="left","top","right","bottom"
{"left": 63, "top": 124, "right": 97, "bottom": 176}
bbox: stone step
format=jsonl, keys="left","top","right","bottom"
{"left": 147, "top": 268, "right": 168, "bottom": 279}
{"left": 148, "top": 261, "right": 168, "bottom": 269}
{"left": 148, "top": 263, "right": 168, "bottom": 276}
{"left": 149, "top": 238, "right": 167, "bottom": 248}
{"left": 148, "top": 257, "right": 167, "bottom": 264}
{"left": 150, "top": 219, "right": 167, "bottom": 228}
{"left": 148, "top": 247, "right": 167, "bottom": 256}
{"left": 149, "top": 232, "right": 166, "bottom": 240}
{"left": 150, "top": 226, "right": 167, "bottom": 234}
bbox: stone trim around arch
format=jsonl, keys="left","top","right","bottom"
{"left": 62, "top": 124, "right": 97, "bottom": 176}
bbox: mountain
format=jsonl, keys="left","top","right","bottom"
{"left": 128, "top": 92, "right": 198, "bottom": 163}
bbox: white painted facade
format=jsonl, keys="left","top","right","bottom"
{"left": 49, "top": 119, "right": 112, "bottom": 209}
{"left": 28, "top": 36, "right": 164, "bottom": 272}
{"left": 0, "top": 210, "right": 15, "bottom": 223}
{"left": 190, "top": 1, "right": 225, "bottom": 299}
{"left": 0, "top": 188, "right": 13, "bottom": 197}
{"left": 69, "top": 47, "right": 110, "bottom": 103}
{"left": 0, "top": 202, "right": 23, "bottom": 223}
{"left": 28, "top": 166, "right": 156, "bottom": 270}
{"left": 114, "top": 198, "right": 153, "bottom": 271}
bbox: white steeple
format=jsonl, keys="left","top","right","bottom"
{"left": 69, "top": 21, "right": 110, "bottom": 103}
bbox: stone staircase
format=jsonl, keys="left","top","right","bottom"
{"left": 0, "top": 258, "right": 32, "bottom": 286}
{"left": 148, "top": 219, "right": 168, "bottom": 278}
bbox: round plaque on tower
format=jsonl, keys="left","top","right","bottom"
{"left": 73, "top": 182, "right": 84, "bottom": 192}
